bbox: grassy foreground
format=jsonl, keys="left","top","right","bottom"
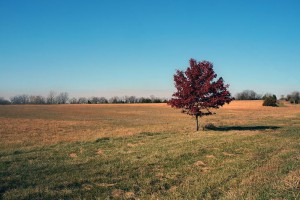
{"left": 0, "top": 101, "right": 300, "bottom": 199}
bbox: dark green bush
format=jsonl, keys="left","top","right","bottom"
{"left": 0, "top": 97, "right": 10, "bottom": 105}
{"left": 263, "top": 96, "right": 277, "bottom": 107}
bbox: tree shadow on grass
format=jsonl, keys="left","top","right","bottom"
{"left": 206, "top": 125, "right": 280, "bottom": 131}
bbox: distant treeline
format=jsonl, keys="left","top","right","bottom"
{"left": 1, "top": 90, "right": 299, "bottom": 105}
{"left": 0, "top": 91, "right": 168, "bottom": 105}
{"left": 235, "top": 90, "right": 299, "bottom": 104}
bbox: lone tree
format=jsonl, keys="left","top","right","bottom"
{"left": 168, "top": 58, "right": 233, "bottom": 131}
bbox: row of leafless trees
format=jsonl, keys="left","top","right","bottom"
{"left": 286, "top": 91, "right": 300, "bottom": 104}
{"left": 69, "top": 95, "right": 167, "bottom": 104}
{"left": 235, "top": 90, "right": 299, "bottom": 104}
{"left": 7, "top": 91, "right": 69, "bottom": 104}
{"left": 0, "top": 91, "right": 168, "bottom": 105}
{"left": 235, "top": 90, "right": 263, "bottom": 100}
{"left": 2, "top": 90, "right": 299, "bottom": 105}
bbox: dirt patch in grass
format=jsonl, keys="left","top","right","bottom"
{"left": 283, "top": 169, "right": 300, "bottom": 190}
{"left": 194, "top": 160, "right": 206, "bottom": 167}
{"left": 223, "top": 152, "right": 235, "bottom": 157}
{"left": 111, "top": 189, "right": 124, "bottom": 198}
{"left": 69, "top": 153, "right": 77, "bottom": 158}
{"left": 96, "top": 149, "right": 105, "bottom": 156}
{"left": 206, "top": 155, "right": 216, "bottom": 159}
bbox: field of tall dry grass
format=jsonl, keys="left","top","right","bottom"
{"left": 0, "top": 101, "right": 299, "bottom": 199}
{"left": 1, "top": 101, "right": 299, "bottom": 148}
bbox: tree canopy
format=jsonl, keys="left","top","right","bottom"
{"left": 168, "top": 58, "right": 233, "bottom": 131}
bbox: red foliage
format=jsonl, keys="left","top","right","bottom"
{"left": 168, "top": 58, "right": 233, "bottom": 129}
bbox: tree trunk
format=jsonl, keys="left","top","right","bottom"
{"left": 196, "top": 115, "right": 199, "bottom": 131}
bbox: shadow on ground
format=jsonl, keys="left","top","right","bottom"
{"left": 206, "top": 126, "right": 280, "bottom": 131}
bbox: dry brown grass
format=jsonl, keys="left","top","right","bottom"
{"left": 0, "top": 101, "right": 299, "bottom": 199}
{"left": 0, "top": 101, "right": 299, "bottom": 148}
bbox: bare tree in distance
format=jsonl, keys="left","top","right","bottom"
{"left": 29, "top": 95, "right": 46, "bottom": 104}
{"left": 78, "top": 97, "right": 88, "bottom": 104}
{"left": 287, "top": 91, "right": 300, "bottom": 104}
{"left": 88, "top": 96, "right": 108, "bottom": 104}
{"left": 125, "top": 96, "right": 137, "bottom": 103}
{"left": 69, "top": 97, "right": 77, "bottom": 104}
{"left": 10, "top": 94, "right": 29, "bottom": 104}
{"left": 235, "top": 90, "right": 262, "bottom": 100}
{"left": 98, "top": 97, "right": 108, "bottom": 103}
{"left": 47, "top": 91, "right": 56, "bottom": 104}
{"left": 109, "top": 96, "right": 123, "bottom": 103}
{"left": 56, "top": 92, "right": 69, "bottom": 104}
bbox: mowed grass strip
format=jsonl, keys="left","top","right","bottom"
{"left": 0, "top": 101, "right": 300, "bottom": 199}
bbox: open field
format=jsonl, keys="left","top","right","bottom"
{"left": 0, "top": 101, "right": 300, "bottom": 199}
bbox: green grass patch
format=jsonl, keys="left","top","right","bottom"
{"left": 1, "top": 127, "right": 300, "bottom": 199}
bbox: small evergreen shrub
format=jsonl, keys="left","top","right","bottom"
{"left": 263, "top": 96, "right": 277, "bottom": 107}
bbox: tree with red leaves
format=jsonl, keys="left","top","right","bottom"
{"left": 168, "top": 58, "right": 233, "bottom": 131}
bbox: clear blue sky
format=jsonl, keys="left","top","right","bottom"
{"left": 1, "top": 0, "right": 299, "bottom": 99}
